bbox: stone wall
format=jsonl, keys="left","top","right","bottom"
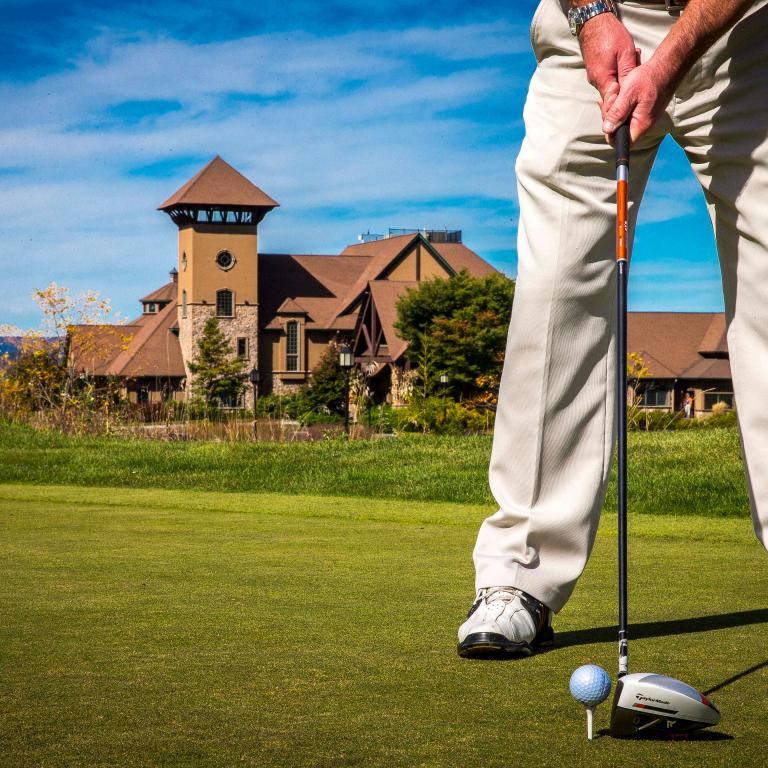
{"left": 178, "top": 302, "right": 259, "bottom": 406}
{"left": 269, "top": 378, "right": 303, "bottom": 396}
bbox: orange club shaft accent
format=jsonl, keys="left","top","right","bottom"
{"left": 616, "top": 178, "right": 628, "bottom": 263}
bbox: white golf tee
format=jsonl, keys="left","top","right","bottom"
{"left": 586, "top": 706, "right": 595, "bottom": 741}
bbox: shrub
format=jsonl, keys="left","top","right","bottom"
{"left": 629, "top": 410, "right": 681, "bottom": 432}
{"left": 628, "top": 408, "right": 739, "bottom": 432}
{"left": 255, "top": 391, "right": 342, "bottom": 425}
{"left": 393, "top": 396, "right": 493, "bottom": 435}
{"left": 305, "top": 342, "right": 346, "bottom": 415}
{"left": 359, "top": 402, "right": 396, "bottom": 433}
{"left": 675, "top": 410, "right": 738, "bottom": 430}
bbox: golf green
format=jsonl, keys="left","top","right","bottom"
{"left": 1, "top": 485, "right": 765, "bottom": 767}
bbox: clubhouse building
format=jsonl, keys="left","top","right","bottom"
{"left": 69, "top": 156, "right": 735, "bottom": 415}
{"left": 69, "top": 157, "right": 497, "bottom": 406}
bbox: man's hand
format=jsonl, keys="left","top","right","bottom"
{"left": 601, "top": 58, "right": 674, "bottom": 143}
{"left": 599, "top": 0, "right": 754, "bottom": 144}
{"left": 577, "top": 9, "right": 638, "bottom": 123}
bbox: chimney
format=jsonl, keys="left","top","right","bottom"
{"left": 170, "top": 267, "right": 178, "bottom": 283}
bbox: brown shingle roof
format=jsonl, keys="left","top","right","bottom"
{"left": 431, "top": 242, "right": 498, "bottom": 277}
{"left": 260, "top": 235, "right": 498, "bottom": 333}
{"left": 70, "top": 284, "right": 185, "bottom": 379}
{"left": 140, "top": 281, "right": 176, "bottom": 304}
{"left": 158, "top": 156, "right": 280, "bottom": 210}
{"left": 698, "top": 314, "right": 728, "bottom": 356}
{"left": 69, "top": 324, "right": 140, "bottom": 376}
{"left": 368, "top": 280, "right": 419, "bottom": 361}
{"left": 259, "top": 253, "right": 371, "bottom": 330}
{"left": 275, "top": 297, "right": 308, "bottom": 315}
{"left": 108, "top": 301, "right": 185, "bottom": 377}
{"left": 335, "top": 235, "right": 435, "bottom": 317}
{"left": 335, "top": 234, "right": 497, "bottom": 320}
{"left": 628, "top": 312, "right": 731, "bottom": 381}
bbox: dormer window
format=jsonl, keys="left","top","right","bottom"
{"left": 216, "top": 289, "right": 234, "bottom": 318}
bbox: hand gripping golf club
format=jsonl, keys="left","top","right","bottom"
{"left": 608, "top": 124, "right": 721, "bottom": 738}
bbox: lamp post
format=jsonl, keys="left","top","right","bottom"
{"left": 339, "top": 343, "right": 355, "bottom": 435}
{"left": 249, "top": 366, "right": 260, "bottom": 439}
{"left": 439, "top": 373, "right": 449, "bottom": 423}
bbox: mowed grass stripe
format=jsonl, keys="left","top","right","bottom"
{"left": 0, "top": 486, "right": 765, "bottom": 767}
{"left": 0, "top": 484, "right": 755, "bottom": 540}
{"left": 0, "top": 423, "right": 752, "bottom": 517}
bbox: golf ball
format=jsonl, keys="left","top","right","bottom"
{"left": 569, "top": 664, "right": 612, "bottom": 707}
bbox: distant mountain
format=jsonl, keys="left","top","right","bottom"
{"left": 0, "top": 337, "right": 22, "bottom": 361}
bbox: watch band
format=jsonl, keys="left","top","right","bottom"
{"left": 568, "top": 0, "right": 617, "bottom": 37}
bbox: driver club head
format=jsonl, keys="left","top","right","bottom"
{"left": 610, "top": 673, "right": 720, "bottom": 738}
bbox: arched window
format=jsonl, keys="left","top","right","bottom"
{"left": 286, "top": 320, "right": 299, "bottom": 371}
{"left": 182, "top": 289, "right": 187, "bottom": 318}
{"left": 216, "top": 289, "right": 233, "bottom": 317}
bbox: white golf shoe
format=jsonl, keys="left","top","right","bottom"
{"left": 457, "top": 587, "right": 554, "bottom": 658}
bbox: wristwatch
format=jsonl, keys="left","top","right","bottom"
{"left": 568, "top": 0, "right": 618, "bottom": 37}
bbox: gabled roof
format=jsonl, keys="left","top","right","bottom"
{"left": 70, "top": 284, "right": 185, "bottom": 379}
{"left": 367, "top": 280, "right": 418, "bottom": 361}
{"left": 69, "top": 324, "right": 141, "bottom": 376}
{"left": 158, "top": 156, "right": 280, "bottom": 210}
{"left": 140, "top": 281, "right": 176, "bottom": 304}
{"left": 259, "top": 235, "right": 498, "bottom": 333}
{"left": 259, "top": 252, "right": 371, "bottom": 331}
{"left": 426, "top": 242, "right": 498, "bottom": 278}
{"left": 107, "top": 300, "right": 185, "bottom": 377}
{"left": 628, "top": 312, "right": 731, "bottom": 381}
{"left": 334, "top": 233, "right": 497, "bottom": 321}
{"left": 335, "top": 235, "right": 439, "bottom": 317}
{"left": 276, "top": 297, "right": 308, "bottom": 315}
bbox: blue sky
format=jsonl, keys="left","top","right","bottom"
{"left": 0, "top": 0, "right": 722, "bottom": 330}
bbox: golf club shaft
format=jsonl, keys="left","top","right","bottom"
{"left": 615, "top": 123, "right": 630, "bottom": 679}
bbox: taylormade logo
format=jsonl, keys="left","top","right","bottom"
{"left": 636, "top": 695, "right": 670, "bottom": 705}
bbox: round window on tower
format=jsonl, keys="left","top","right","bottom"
{"left": 216, "top": 250, "right": 236, "bottom": 271}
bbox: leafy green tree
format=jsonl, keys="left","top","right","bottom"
{"left": 188, "top": 317, "right": 246, "bottom": 406}
{"left": 305, "top": 341, "right": 346, "bottom": 414}
{"left": 394, "top": 270, "right": 515, "bottom": 397}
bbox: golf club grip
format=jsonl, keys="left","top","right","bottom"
{"left": 615, "top": 123, "right": 630, "bottom": 168}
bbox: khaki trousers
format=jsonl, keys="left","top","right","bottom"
{"left": 474, "top": 0, "right": 768, "bottom": 612}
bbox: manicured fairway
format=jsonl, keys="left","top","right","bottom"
{"left": 1, "top": 485, "right": 765, "bottom": 767}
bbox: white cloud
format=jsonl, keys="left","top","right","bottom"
{"left": 0, "top": 20, "right": 532, "bottom": 327}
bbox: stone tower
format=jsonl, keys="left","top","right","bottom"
{"left": 158, "top": 156, "right": 279, "bottom": 405}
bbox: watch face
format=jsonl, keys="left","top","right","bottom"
{"left": 216, "top": 250, "right": 235, "bottom": 270}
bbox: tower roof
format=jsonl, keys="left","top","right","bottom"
{"left": 158, "top": 156, "right": 279, "bottom": 210}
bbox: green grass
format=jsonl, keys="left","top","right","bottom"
{"left": 0, "top": 485, "right": 766, "bottom": 767}
{"left": 0, "top": 422, "right": 751, "bottom": 516}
